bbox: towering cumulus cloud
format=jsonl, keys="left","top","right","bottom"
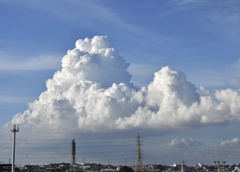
{"left": 3, "top": 36, "right": 240, "bottom": 137}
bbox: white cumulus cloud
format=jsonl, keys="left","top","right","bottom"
{"left": 168, "top": 138, "right": 205, "bottom": 148}
{"left": 221, "top": 138, "right": 240, "bottom": 147}
{"left": 2, "top": 36, "right": 240, "bottom": 138}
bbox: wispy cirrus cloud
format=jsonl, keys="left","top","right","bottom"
{"left": 0, "top": 0, "right": 175, "bottom": 51}
{"left": 170, "top": 0, "right": 208, "bottom": 6}
{"left": 0, "top": 1, "right": 139, "bottom": 34}
{"left": 169, "top": 0, "right": 240, "bottom": 31}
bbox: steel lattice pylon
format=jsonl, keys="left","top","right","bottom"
{"left": 71, "top": 139, "right": 76, "bottom": 165}
{"left": 135, "top": 133, "right": 143, "bottom": 172}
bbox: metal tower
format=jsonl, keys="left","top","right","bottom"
{"left": 11, "top": 124, "right": 19, "bottom": 172}
{"left": 135, "top": 133, "right": 143, "bottom": 172}
{"left": 217, "top": 161, "right": 220, "bottom": 172}
{"left": 180, "top": 158, "right": 186, "bottom": 172}
{"left": 71, "top": 139, "right": 76, "bottom": 166}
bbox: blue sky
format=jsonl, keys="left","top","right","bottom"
{"left": 1, "top": 0, "right": 240, "bottom": 166}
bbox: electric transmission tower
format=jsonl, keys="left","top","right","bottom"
{"left": 11, "top": 124, "right": 19, "bottom": 172}
{"left": 135, "top": 133, "right": 143, "bottom": 172}
{"left": 71, "top": 139, "right": 76, "bottom": 170}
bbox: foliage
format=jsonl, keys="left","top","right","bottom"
{"left": 119, "top": 166, "right": 134, "bottom": 172}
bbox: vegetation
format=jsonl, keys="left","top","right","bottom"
{"left": 119, "top": 166, "right": 134, "bottom": 172}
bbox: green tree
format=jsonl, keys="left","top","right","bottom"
{"left": 119, "top": 166, "right": 134, "bottom": 172}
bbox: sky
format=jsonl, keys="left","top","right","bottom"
{"left": 0, "top": 0, "right": 240, "bottom": 167}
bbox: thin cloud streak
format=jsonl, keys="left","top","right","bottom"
{"left": 0, "top": 96, "right": 33, "bottom": 104}
{"left": 0, "top": 54, "right": 61, "bottom": 71}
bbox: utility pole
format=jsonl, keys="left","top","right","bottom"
{"left": 135, "top": 133, "right": 143, "bottom": 172}
{"left": 11, "top": 124, "right": 19, "bottom": 172}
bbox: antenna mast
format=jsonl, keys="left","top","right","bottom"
{"left": 11, "top": 124, "right": 19, "bottom": 172}
{"left": 135, "top": 133, "right": 143, "bottom": 172}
